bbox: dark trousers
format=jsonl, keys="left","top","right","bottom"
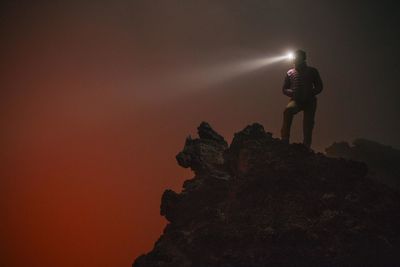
{"left": 280, "top": 97, "right": 317, "bottom": 148}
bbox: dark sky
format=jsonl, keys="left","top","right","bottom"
{"left": 1, "top": 1, "right": 399, "bottom": 266}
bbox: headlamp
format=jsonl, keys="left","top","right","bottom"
{"left": 286, "top": 52, "right": 295, "bottom": 60}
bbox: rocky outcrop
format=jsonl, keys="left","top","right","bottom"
{"left": 133, "top": 123, "right": 400, "bottom": 267}
{"left": 326, "top": 139, "right": 400, "bottom": 191}
{"left": 176, "top": 122, "right": 229, "bottom": 180}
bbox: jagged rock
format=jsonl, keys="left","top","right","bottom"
{"left": 197, "top": 121, "right": 227, "bottom": 146}
{"left": 160, "top": 190, "right": 181, "bottom": 222}
{"left": 224, "top": 123, "right": 275, "bottom": 175}
{"left": 134, "top": 123, "right": 400, "bottom": 267}
{"left": 326, "top": 138, "right": 400, "bottom": 190}
{"left": 176, "top": 122, "right": 229, "bottom": 180}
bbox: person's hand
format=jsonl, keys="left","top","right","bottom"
{"left": 286, "top": 89, "right": 295, "bottom": 97}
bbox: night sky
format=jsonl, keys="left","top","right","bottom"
{"left": 1, "top": 1, "right": 399, "bottom": 266}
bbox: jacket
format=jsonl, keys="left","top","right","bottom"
{"left": 282, "top": 63, "right": 323, "bottom": 103}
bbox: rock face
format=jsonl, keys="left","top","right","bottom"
{"left": 326, "top": 139, "right": 400, "bottom": 191}
{"left": 133, "top": 123, "right": 400, "bottom": 267}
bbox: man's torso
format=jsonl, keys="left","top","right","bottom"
{"left": 287, "top": 66, "right": 318, "bottom": 103}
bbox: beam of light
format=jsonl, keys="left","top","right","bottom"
{"left": 173, "top": 53, "right": 291, "bottom": 88}
{"left": 129, "top": 52, "right": 294, "bottom": 104}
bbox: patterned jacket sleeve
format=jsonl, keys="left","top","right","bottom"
{"left": 282, "top": 73, "right": 293, "bottom": 97}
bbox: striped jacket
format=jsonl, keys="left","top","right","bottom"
{"left": 282, "top": 63, "right": 323, "bottom": 103}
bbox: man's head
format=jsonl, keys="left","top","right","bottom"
{"left": 293, "top": 49, "right": 306, "bottom": 66}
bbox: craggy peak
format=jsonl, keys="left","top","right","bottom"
{"left": 134, "top": 122, "right": 400, "bottom": 267}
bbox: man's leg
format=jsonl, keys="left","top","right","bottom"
{"left": 281, "top": 100, "right": 300, "bottom": 143}
{"left": 302, "top": 97, "right": 317, "bottom": 148}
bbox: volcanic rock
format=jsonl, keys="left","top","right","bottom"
{"left": 133, "top": 123, "right": 400, "bottom": 267}
{"left": 326, "top": 138, "right": 400, "bottom": 191}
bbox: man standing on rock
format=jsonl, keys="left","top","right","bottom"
{"left": 281, "top": 49, "right": 323, "bottom": 148}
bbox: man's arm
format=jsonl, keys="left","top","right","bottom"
{"left": 282, "top": 73, "right": 294, "bottom": 97}
{"left": 313, "top": 69, "right": 323, "bottom": 95}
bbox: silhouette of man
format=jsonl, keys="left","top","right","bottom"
{"left": 281, "top": 50, "right": 323, "bottom": 148}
